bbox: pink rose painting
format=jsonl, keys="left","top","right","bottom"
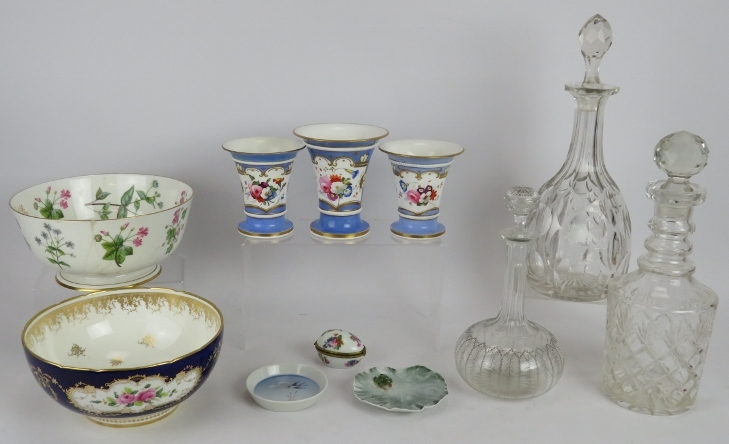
{"left": 319, "top": 173, "right": 355, "bottom": 202}
{"left": 135, "top": 388, "right": 157, "bottom": 403}
{"left": 117, "top": 393, "right": 136, "bottom": 405}
{"left": 106, "top": 384, "right": 173, "bottom": 407}
{"left": 318, "top": 176, "right": 332, "bottom": 194}
{"left": 406, "top": 189, "right": 421, "bottom": 204}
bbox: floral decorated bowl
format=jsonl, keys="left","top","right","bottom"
{"left": 314, "top": 329, "right": 366, "bottom": 369}
{"left": 9, "top": 174, "right": 192, "bottom": 290}
{"left": 21, "top": 287, "right": 223, "bottom": 427}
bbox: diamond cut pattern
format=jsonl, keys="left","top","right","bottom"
{"left": 603, "top": 290, "right": 716, "bottom": 415}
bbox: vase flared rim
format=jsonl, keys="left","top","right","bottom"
{"left": 379, "top": 139, "right": 464, "bottom": 159}
{"left": 293, "top": 124, "right": 389, "bottom": 143}
{"left": 222, "top": 137, "right": 305, "bottom": 154}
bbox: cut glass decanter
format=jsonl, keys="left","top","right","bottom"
{"left": 455, "top": 187, "right": 564, "bottom": 399}
{"left": 528, "top": 14, "right": 631, "bottom": 302}
{"left": 602, "top": 131, "right": 718, "bottom": 415}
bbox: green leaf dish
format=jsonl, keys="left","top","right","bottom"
{"left": 353, "top": 366, "right": 448, "bottom": 412}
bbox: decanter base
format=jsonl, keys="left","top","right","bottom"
{"left": 604, "top": 392, "right": 693, "bottom": 416}
{"left": 455, "top": 321, "right": 564, "bottom": 399}
{"left": 528, "top": 273, "right": 607, "bottom": 302}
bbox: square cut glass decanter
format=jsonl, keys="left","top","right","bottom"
{"left": 455, "top": 187, "right": 563, "bottom": 399}
{"left": 602, "top": 132, "right": 718, "bottom": 415}
{"left": 527, "top": 15, "right": 631, "bottom": 302}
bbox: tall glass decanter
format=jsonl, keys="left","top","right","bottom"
{"left": 455, "top": 187, "right": 563, "bottom": 399}
{"left": 528, "top": 14, "right": 631, "bottom": 302}
{"left": 603, "top": 131, "right": 718, "bottom": 416}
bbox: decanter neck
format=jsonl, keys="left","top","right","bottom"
{"left": 496, "top": 239, "right": 530, "bottom": 325}
{"left": 561, "top": 87, "right": 617, "bottom": 175}
{"left": 637, "top": 178, "right": 706, "bottom": 276}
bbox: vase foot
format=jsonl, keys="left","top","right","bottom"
{"left": 237, "top": 216, "right": 294, "bottom": 238}
{"left": 310, "top": 214, "right": 369, "bottom": 239}
{"left": 389, "top": 217, "right": 445, "bottom": 239}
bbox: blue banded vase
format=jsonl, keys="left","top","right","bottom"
{"left": 293, "top": 124, "right": 389, "bottom": 239}
{"left": 379, "top": 139, "right": 464, "bottom": 239}
{"left": 223, "top": 137, "right": 304, "bottom": 238}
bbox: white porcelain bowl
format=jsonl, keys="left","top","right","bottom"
{"left": 22, "top": 287, "right": 223, "bottom": 427}
{"left": 10, "top": 174, "right": 193, "bottom": 290}
{"left": 247, "top": 363, "right": 328, "bottom": 412}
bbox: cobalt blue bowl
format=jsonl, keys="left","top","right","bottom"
{"left": 22, "top": 287, "right": 223, "bottom": 427}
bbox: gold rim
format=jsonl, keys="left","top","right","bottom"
{"left": 21, "top": 287, "right": 224, "bottom": 373}
{"left": 315, "top": 342, "right": 367, "bottom": 358}
{"left": 221, "top": 141, "right": 305, "bottom": 155}
{"left": 293, "top": 124, "right": 389, "bottom": 143}
{"left": 9, "top": 173, "right": 193, "bottom": 221}
{"left": 379, "top": 145, "right": 464, "bottom": 159}
{"left": 390, "top": 228, "right": 445, "bottom": 239}
{"left": 55, "top": 265, "right": 162, "bottom": 292}
{"left": 238, "top": 226, "right": 293, "bottom": 238}
{"left": 87, "top": 406, "right": 177, "bottom": 428}
{"left": 310, "top": 226, "right": 369, "bottom": 239}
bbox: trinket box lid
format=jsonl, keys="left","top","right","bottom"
{"left": 314, "top": 329, "right": 366, "bottom": 357}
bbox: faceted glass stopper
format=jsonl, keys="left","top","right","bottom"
{"left": 504, "top": 186, "right": 538, "bottom": 216}
{"left": 579, "top": 14, "right": 612, "bottom": 84}
{"left": 502, "top": 187, "right": 538, "bottom": 241}
{"left": 654, "top": 131, "right": 709, "bottom": 179}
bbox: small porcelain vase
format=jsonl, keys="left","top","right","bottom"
{"left": 223, "top": 137, "right": 304, "bottom": 238}
{"left": 379, "top": 139, "right": 464, "bottom": 238}
{"left": 293, "top": 123, "right": 389, "bottom": 239}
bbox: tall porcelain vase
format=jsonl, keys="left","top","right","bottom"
{"left": 293, "top": 124, "right": 388, "bottom": 239}
{"left": 223, "top": 137, "right": 304, "bottom": 238}
{"left": 379, "top": 139, "right": 464, "bottom": 239}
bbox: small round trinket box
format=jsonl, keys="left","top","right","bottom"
{"left": 314, "top": 329, "right": 366, "bottom": 369}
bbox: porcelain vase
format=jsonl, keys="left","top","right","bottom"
{"left": 293, "top": 123, "right": 388, "bottom": 239}
{"left": 379, "top": 139, "right": 463, "bottom": 238}
{"left": 223, "top": 137, "right": 304, "bottom": 238}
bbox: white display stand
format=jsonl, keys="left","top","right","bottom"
{"left": 31, "top": 254, "right": 186, "bottom": 311}
{"left": 239, "top": 219, "right": 444, "bottom": 367}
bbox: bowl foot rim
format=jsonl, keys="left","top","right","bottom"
{"left": 86, "top": 405, "right": 177, "bottom": 428}
{"left": 56, "top": 264, "right": 161, "bottom": 291}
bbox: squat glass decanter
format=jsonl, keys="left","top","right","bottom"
{"left": 528, "top": 14, "right": 631, "bottom": 302}
{"left": 602, "top": 131, "right": 718, "bottom": 415}
{"left": 455, "top": 187, "right": 564, "bottom": 399}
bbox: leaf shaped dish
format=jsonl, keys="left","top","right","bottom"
{"left": 353, "top": 366, "right": 448, "bottom": 412}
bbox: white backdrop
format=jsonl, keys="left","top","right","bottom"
{"left": 1, "top": 1, "right": 728, "bottom": 443}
